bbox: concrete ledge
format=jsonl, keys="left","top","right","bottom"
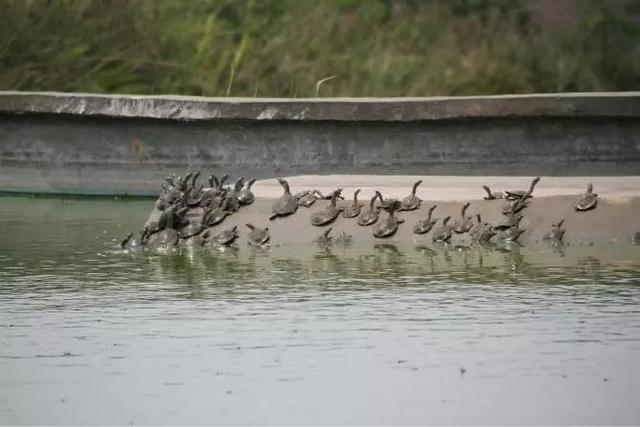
{"left": 1, "top": 91, "right": 640, "bottom": 122}
{"left": 2, "top": 91, "right": 640, "bottom": 195}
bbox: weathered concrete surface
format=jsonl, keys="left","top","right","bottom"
{"left": 2, "top": 91, "right": 640, "bottom": 121}
{"left": 1, "top": 91, "right": 640, "bottom": 195}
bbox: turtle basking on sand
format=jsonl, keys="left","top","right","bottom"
{"left": 542, "top": 219, "right": 565, "bottom": 245}
{"left": 202, "top": 197, "right": 231, "bottom": 227}
{"left": 505, "top": 177, "right": 541, "bottom": 200}
{"left": 481, "top": 185, "right": 504, "bottom": 200}
{"left": 413, "top": 205, "right": 438, "bottom": 234}
{"left": 146, "top": 211, "right": 180, "bottom": 249}
{"left": 342, "top": 189, "right": 364, "bottom": 218}
{"left": 373, "top": 200, "right": 404, "bottom": 238}
{"left": 483, "top": 177, "right": 541, "bottom": 201}
{"left": 224, "top": 177, "right": 245, "bottom": 212}
{"left": 493, "top": 224, "right": 525, "bottom": 243}
{"left": 178, "top": 217, "right": 204, "bottom": 239}
{"left": 205, "top": 225, "right": 239, "bottom": 246}
{"left": 237, "top": 178, "right": 256, "bottom": 206}
{"left": 399, "top": 180, "right": 422, "bottom": 211}
{"left": 311, "top": 189, "right": 344, "bottom": 226}
{"left": 494, "top": 212, "right": 523, "bottom": 230}
{"left": 432, "top": 216, "right": 453, "bottom": 243}
{"left": 453, "top": 202, "right": 473, "bottom": 234}
{"left": 297, "top": 190, "right": 319, "bottom": 207}
{"left": 246, "top": 223, "right": 270, "bottom": 246}
{"left": 357, "top": 191, "right": 383, "bottom": 226}
{"left": 270, "top": 178, "right": 303, "bottom": 220}
{"left": 469, "top": 214, "right": 495, "bottom": 242}
{"left": 575, "top": 183, "right": 598, "bottom": 212}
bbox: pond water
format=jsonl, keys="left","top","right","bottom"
{"left": 1, "top": 196, "right": 640, "bottom": 424}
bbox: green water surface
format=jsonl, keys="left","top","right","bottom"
{"left": 1, "top": 196, "right": 639, "bottom": 424}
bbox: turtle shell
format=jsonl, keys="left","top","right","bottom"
{"left": 298, "top": 192, "right": 317, "bottom": 207}
{"left": 213, "top": 226, "right": 239, "bottom": 245}
{"left": 272, "top": 193, "right": 298, "bottom": 217}
{"left": 178, "top": 222, "right": 203, "bottom": 239}
{"left": 357, "top": 208, "right": 379, "bottom": 226}
{"left": 310, "top": 206, "right": 342, "bottom": 226}
{"left": 413, "top": 218, "right": 436, "bottom": 234}
{"left": 146, "top": 228, "right": 179, "bottom": 248}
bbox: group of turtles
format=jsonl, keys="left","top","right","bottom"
{"left": 120, "top": 171, "right": 268, "bottom": 250}
{"left": 266, "top": 175, "right": 599, "bottom": 247}
{"left": 120, "top": 172, "right": 600, "bottom": 251}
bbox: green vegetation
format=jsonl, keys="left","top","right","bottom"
{"left": 1, "top": 0, "right": 639, "bottom": 97}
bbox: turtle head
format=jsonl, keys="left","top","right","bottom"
{"left": 246, "top": 178, "right": 256, "bottom": 189}
{"left": 587, "top": 183, "right": 593, "bottom": 193}
{"left": 277, "top": 177, "right": 290, "bottom": 193}
{"left": 412, "top": 180, "right": 423, "bottom": 194}
{"left": 234, "top": 177, "right": 245, "bottom": 192}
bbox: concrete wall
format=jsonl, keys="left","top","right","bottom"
{"left": 1, "top": 91, "right": 639, "bottom": 196}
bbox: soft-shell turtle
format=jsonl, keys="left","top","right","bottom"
{"left": 270, "top": 178, "right": 301, "bottom": 220}
{"left": 469, "top": 214, "right": 496, "bottom": 242}
{"left": 493, "top": 225, "right": 525, "bottom": 243}
{"left": 311, "top": 189, "right": 344, "bottom": 226}
{"left": 399, "top": 180, "right": 422, "bottom": 211}
{"left": 542, "top": 219, "right": 565, "bottom": 244}
{"left": 297, "top": 190, "right": 318, "bottom": 207}
{"left": 481, "top": 185, "right": 504, "bottom": 200}
{"left": 357, "top": 191, "right": 382, "bottom": 226}
{"left": 453, "top": 202, "right": 473, "bottom": 234}
{"left": 202, "top": 197, "right": 230, "bottom": 227}
{"left": 504, "top": 177, "right": 541, "bottom": 200}
{"left": 432, "top": 216, "right": 453, "bottom": 243}
{"left": 494, "top": 212, "right": 523, "bottom": 230}
{"left": 146, "top": 213, "right": 179, "bottom": 249}
{"left": 575, "top": 183, "right": 598, "bottom": 211}
{"left": 342, "top": 189, "right": 363, "bottom": 218}
{"left": 207, "top": 225, "right": 239, "bottom": 246}
{"left": 246, "top": 223, "right": 270, "bottom": 246}
{"left": 373, "top": 200, "right": 404, "bottom": 238}
{"left": 413, "top": 205, "right": 438, "bottom": 234}
{"left": 237, "top": 178, "right": 256, "bottom": 206}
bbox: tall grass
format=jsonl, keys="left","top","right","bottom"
{"left": 1, "top": 0, "right": 638, "bottom": 97}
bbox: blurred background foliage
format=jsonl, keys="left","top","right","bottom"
{"left": 1, "top": 0, "right": 639, "bottom": 97}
